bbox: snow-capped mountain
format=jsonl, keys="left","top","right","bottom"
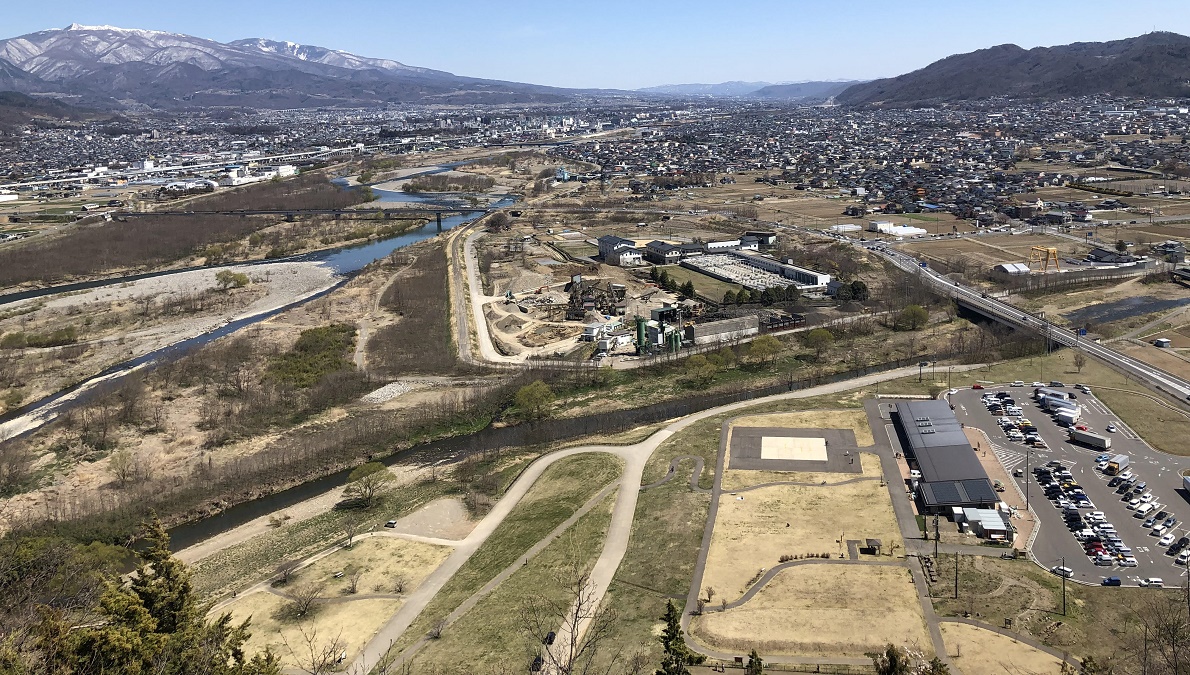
{"left": 229, "top": 38, "right": 448, "bottom": 77}
{"left": 0, "top": 24, "right": 572, "bottom": 108}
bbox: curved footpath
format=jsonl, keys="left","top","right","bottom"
{"left": 351, "top": 362, "right": 989, "bottom": 674}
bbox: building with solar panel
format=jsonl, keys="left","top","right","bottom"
{"left": 890, "top": 399, "right": 1000, "bottom": 516}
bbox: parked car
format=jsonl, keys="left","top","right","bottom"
{"left": 1140, "top": 577, "right": 1164, "bottom": 587}
{"left": 972, "top": 383, "right": 984, "bottom": 389}
{"left": 1101, "top": 576, "right": 1122, "bottom": 586}
{"left": 1050, "top": 565, "right": 1074, "bottom": 578}
{"left": 1106, "top": 423, "right": 1117, "bottom": 433}
{"left": 1012, "top": 381, "right": 1024, "bottom": 387}
{"left": 1120, "top": 557, "right": 1139, "bottom": 567}
{"left": 1159, "top": 533, "right": 1176, "bottom": 547}
{"left": 1178, "top": 550, "right": 1190, "bottom": 566}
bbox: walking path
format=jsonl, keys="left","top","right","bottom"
{"left": 250, "top": 362, "right": 996, "bottom": 673}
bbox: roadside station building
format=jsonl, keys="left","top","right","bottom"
{"left": 891, "top": 400, "right": 999, "bottom": 516}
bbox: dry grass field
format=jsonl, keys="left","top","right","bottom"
{"left": 898, "top": 233, "right": 1087, "bottom": 269}
{"left": 691, "top": 564, "right": 930, "bottom": 658}
{"left": 731, "top": 410, "right": 875, "bottom": 445}
{"left": 223, "top": 592, "right": 401, "bottom": 669}
{"left": 939, "top": 622, "right": 1063, "bottom": 675}
{"left": 720, "top": 450, "right": 883, "bottom": 492}
{"left": 212, "top": 536, "right": 450, "bottom": 668}
{"left": 702, "top": 480, "right": 902, "bottom": 600}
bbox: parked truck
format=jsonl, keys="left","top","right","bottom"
{"left": 1070, "top": 429, "right": 1112, "bottom": 450}
{"left": 1041, "top": 396, "right": 1079, "bottom": 414}
{"left": 1055, "top": 410, "right": 1081, "bottom": 427}
{"left": 1106, "top": 454, "right": 1129, "bottom": 475}
{"left": 1182, "top": 473, "right": 1190, "bottom": 496}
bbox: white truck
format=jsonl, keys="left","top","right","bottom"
{"left": 1106, "top": 454, "right": 1129, "bottom": 475}
{"left": 1055, "top": 410, "right": 1081, "bottom": 427}
{"left": 1070, "top": 429, "right": 1111, "bottom": 450}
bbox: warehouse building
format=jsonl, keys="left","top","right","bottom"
{"left": 891, "top": 400, "right": 998, "bottom": 516}
{"left": 683, "top": 315, "right": 760, "bottom": 346}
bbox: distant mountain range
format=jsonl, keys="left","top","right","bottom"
{"left": 837, "top": 32, "right": 1190, "bottom": 106}
{"left": 0, "top": 23, "right": 579, "bottom": 108}
{"left": 637, "top": 80, "right": 859, "bottom": 101}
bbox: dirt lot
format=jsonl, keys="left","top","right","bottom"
{"left": 291, "top": 535, "right": 451, "bottom": 596}
{"left": 897, "top": 234, "right": 1087, "bottom": 270}
{"left": 691, "top": 564, "right": 930, "bottom": 658}
{"left": 703, "top": 479, "right": 903, "bottom": 601}
{"left": 939, "top": 622, "right": 1063, "bottom": 675}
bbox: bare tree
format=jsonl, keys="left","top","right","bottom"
{"left": 288, "top": 582, "right": 325, "bottom": 618}
{"left": 282, "top": 622, "right": 346, "bottom": 675}
{"left": 428, "top": 618, "right": 446, "bottom": 639}
{"left": 1073, "top": 352, "right": 1087, "bottom": 373}
{"left": 519, "top": 563, "right": 620, "bottom": 675}
{"left": 392, "top": 575, "right": 408, "bottom": 594}
{"left": 342, "top": 517, "right": 364, "bottom": 549}
{"left": 275, "top": 559, "right": 301, "bottom": 586}
{"left": 108, "top": 448, "right": 136, "bottom": 487}
{"left": 345, "top": 564, "right": 365, "bottom": 595}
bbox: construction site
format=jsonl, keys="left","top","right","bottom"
{"left": 473, "top": 214, "right": 817, "bottom": 362}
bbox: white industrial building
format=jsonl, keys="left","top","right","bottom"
{"left": 683, "top": 315, "right": 760, "bottom": 346}
{"left": 868, "top": 220, "right": 928, "bottom": 237}
{"left": 679, "top": 251, "right": 830, "bottom": 293}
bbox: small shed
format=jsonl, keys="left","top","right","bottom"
{"left": 1155, "top": 338, "right": 1173, "bottom": 348}
{"left": 860, "top": 538, "right": 883, "bottom": 555}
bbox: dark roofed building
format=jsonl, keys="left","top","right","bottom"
{"left": 891, "top": 399, "right": 998, "bottom": 514}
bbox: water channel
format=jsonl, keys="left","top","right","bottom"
{"left": 0, "top": 185, "right": 509, "bottom": 439}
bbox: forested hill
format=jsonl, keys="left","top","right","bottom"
{"left": 838, "top": 32, "right": 1190, "bottom": 106}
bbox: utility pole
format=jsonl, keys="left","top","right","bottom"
{"left": 934, "top": 515, "right": 940, "bottom": 557}
{"left": 1061, "top": 556, "right": 1067, "bottom": 616}
{"left": 1025, "top": 447, "right": 1030, "bottom": 515}
{"left": 954, "top": 552, "right": 960, "bottom": 599}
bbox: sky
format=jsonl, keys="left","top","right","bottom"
{"left": 6, "top": 0, "right": 1190, "bottom": 90}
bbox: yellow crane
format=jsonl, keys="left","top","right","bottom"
{"left": 1028, "top": 246, "right": 1060, "bottom": 272}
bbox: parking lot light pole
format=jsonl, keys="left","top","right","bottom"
{"left": 1061, "top": 556, "right": 1067, "bottom": 616}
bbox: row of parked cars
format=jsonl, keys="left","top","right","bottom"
{"left": 1035, "top": 462, "right": 1137, "bottom": 572}
{"left": 982, "top": 392, "right": 1050, "bottom": 447}
{"left": 1106, "top": 465, "right": 1188, "bottom": 562}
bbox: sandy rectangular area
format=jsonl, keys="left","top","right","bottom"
{"left": 703, "top": 481, "right": 903, "bottom": 601}
{"left": 732, "top": 410, "right": 875, "bottom": 446}
{"left": 692, "top": 564, "right": 931, "bottom": 658}
{"left": 761, "top": 436, "right": 827, "bottom": 461}
{"left": 939, "top": 622, "right": 1063, "bottom": 674}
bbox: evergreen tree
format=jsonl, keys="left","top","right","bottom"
{"left": 745, "top": 649, "right": 764, "bottom": 674}
{"left": 39, "top": 517, "right": 280, "bottom": 675}
{"left": 722, "top": 290, "right": 736, "bottom": 304}
{"left": 656, "top": 600, "right": 704, "bottom": 675}
{"left": 850, "top": 280, "right": 870, "bottom": 302}
{"left": 680, "top": 280, "right": 696, "bottom": 299}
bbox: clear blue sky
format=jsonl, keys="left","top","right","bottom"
{"left": 6, "top": 0, "right": 1190, "bottom": 89}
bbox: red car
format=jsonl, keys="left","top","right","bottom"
{"left": 972, "top": 383, "right": 984, "bottom": 390}
{"left": 1075, "top": 424, "right": 1089, "bottom": 431}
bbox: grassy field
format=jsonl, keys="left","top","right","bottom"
{"left": 691, "top": 564, "right": 930, "bottom": 658}
{"left": 703, "top": 480, "right": 903, "bottom": 601}
{"left": 223, "top": 592, "right": 401, "bottom": 670}
{"left": 925, "top": 554, "right": 1155, "bottom": 669}
{"left": 658, "top": 264, "right": 744, "bottom": 301}
{"left": 385, "top": 452, "right": 623, "bottom": 657}
{"left": 731, "top": 409, "right": 875, "bottom": 445}
{"left": 939, "top": 622, "right": 1063, "bottom": 675}
{"left": 409, "top": 493, "right": 615, "bottom": 673}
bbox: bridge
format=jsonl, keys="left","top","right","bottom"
{"left": 799, "top": 226, "right": 1190, "bottom": 406}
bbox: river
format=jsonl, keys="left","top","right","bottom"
{"left": 0, "top": 186, "right": 510, "bottom": 440}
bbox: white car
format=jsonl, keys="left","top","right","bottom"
{"left": 1106, "top": 423, "right": 1117, "bottom": 433}
{"left": 1140, "top": 577, "right": 1163, "bottom": 586}
{"left": 1088, "top": 512, "right": 1106, "bottom": 522}
{"left": 1160, "top": 533, "right": 1176, "bottom": 547}
{"left": 1120, "top": 557, "right": 1139, "bottom": 568}
{"left": 1032, "top": 382, "right": 1045, "bottom": 387}
{"left": 1127, "top": 498, "right": 1141, "bottom": 509}
{"left": 1096, "top": 461, "right": 1109, "bottom": 472}
{"left": 1141, "top": 494, "right": 1156, "bottom": 504}
{"left": 1119, "top": 471, "right": 1134, "bottom": 481}
{"left": 1178, "top": 551, "right": 1190, "bottom": 565}
{"left": 1012, "top": 381, "right": 1024, "bottom": 387}
{"left": 1051, "top": 565, "right": 1074, "bottom": 578}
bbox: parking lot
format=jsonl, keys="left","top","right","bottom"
{"left": 950, "top": 382, "right": 1190, "bottom": 587}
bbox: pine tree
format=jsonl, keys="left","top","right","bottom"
{"left": 39, "top": 516, "right": 280, "bottom": 675}
{"left": 656, "top": 600, "right": 704, "bottom": 675}
{"left": 745, "top": 649, "right": 764, "bottom": 674}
